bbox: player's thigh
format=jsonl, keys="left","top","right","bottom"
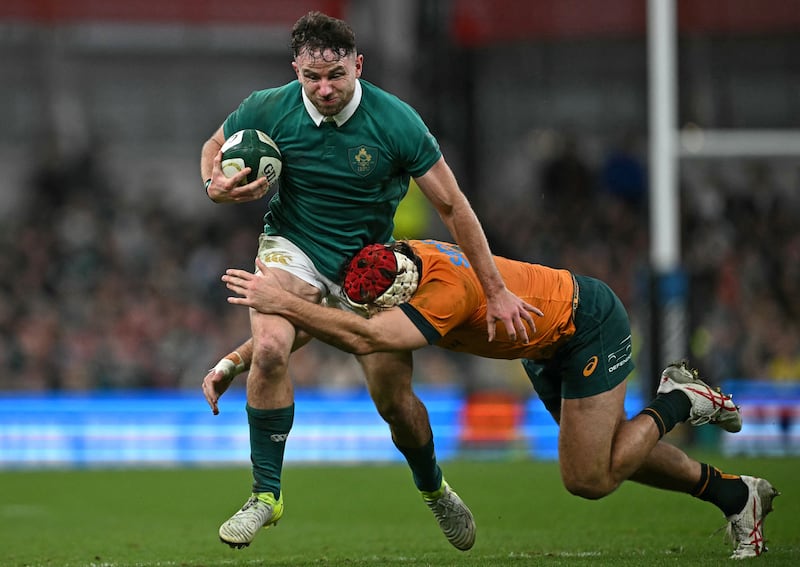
{"left": 558, "top": 380, "right": 628, "bottom": 477}
{"left": 250, "top": 268, "right": 321, "bottom": 357}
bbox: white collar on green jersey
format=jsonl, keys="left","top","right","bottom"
{"left": 302, "top": 79, "right": 362, "bottom": 128}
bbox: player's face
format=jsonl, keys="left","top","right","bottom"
{"left": 293, "top": 48, "right": 362, "bottom": 117}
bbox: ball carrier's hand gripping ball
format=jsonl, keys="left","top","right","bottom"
{"left": 343, "top": 243, "right": 420, "bottom": 310}
{"left": 220, "top": 129, "right": 282, "bottom": 187}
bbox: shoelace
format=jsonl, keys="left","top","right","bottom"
{"left": 240, "top": 496, "right": 260, "bottom": 511}
{"left": 713, "top": 499, "right": 765, "bottom": 555}
{"left": 428, "top": 496, "right": 469, "bottom": 522}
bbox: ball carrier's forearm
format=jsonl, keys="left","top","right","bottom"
{"left": 200, "top": 131, "right": 224, "bottom": 183}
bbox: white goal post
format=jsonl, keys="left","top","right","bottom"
{"left": 646, "top": 0, "right": 800, "bottom": 388}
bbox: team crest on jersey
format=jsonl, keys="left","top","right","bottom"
{"left": 348, "top": 145, "right": 378, "bottom": 177}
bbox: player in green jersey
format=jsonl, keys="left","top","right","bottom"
{"left": 199, "top": 11, "right": 539, "bottom": 552}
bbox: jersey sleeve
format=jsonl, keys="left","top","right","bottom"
{"left": 405, "top": 128, "right": 441, "bottom": 178}
{"left": 397, "top": 276, "right": 476, "bottom": 345}
{"left": 223, "top": 87, "right": 291, "bottom": 139}
{"left": 400, "top": 113, "right": 441, "bottom": 178}
{"left": 398, "top": 303, "right": 441, "bottom": 344}
{"left": 223, "top": 91, "right": 261, "bottom": 139}
{"left": 378, "top": 96, "right": 441, "bottom": 179}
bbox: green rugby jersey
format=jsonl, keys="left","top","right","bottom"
{"left": 223, "top": 79, "right": 442, "bottom": 281}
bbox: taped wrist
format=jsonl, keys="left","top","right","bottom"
{"left": 213, "top": 351, "right": 246, "bottom": 379}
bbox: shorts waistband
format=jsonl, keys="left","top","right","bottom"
{"left": 571, "top": 272, "right": 580, "bottom": 316}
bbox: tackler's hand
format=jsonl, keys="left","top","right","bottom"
{"left": 223, "top": 259, "right": 288, "bottom": 314}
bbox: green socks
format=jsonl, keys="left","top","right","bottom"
{"left": 247, "top": 403, "right": 294, "bottom": 498}
{"left": 640, "top": 390, "right": 692, "bottom": 437}
{"left": 395, "top": 436, "right": 443, "bottom": 493}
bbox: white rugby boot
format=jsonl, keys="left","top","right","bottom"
{"left": 421, "top": 480, "right": 476, "bottom": 551}
{"left": 218, "top": 492, "right": 284, "bottom": 549}
{"left": 657, "top": 360, "right": 742, "bottom": 432}
{"left": 725, "top": 476, "right": 780, "bottom": 559}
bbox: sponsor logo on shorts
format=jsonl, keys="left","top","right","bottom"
{"left": 270, "top": 433, "right": 289, "bottom": 442}
{"left": 582, "top": 356, "right": 599, "bottom": 377}
{"left": 607, "top": 335, "right": 633, "bottom": 373}
{"left": 261, "top": 252, "right": 290, "bottom": 265}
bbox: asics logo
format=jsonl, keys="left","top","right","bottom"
{"left": 582, "top": 356, "right": 598, "bottom": 377}
{"left": 270, "top": 433, "right": 289, "bottom": 442}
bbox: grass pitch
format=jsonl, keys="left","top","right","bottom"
{"left": 0, "top": 456, "right": 797, "bottom": 566}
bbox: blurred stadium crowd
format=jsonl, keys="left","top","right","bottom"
{"left": 2, "top": 0, "right": 799, "bottom": 397}
{"left": 479, "top": 137, "right": 800, "bottom": 388}
{"left": 1, "top": 139, "right": 798, "bottom": 393}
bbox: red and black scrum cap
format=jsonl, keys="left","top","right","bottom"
{"left": 343, "top": 243, "right": 420, "bottom": 308}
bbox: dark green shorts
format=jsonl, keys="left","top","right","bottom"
{"left": 522, "top": 275, "right": 634, "bottom": 414}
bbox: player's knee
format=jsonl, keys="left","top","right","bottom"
{"left": 251, "top": 340, "right": 290, "bottom": 377}
{"left": 562, "top": 472, "right": 616, "bottom": 500}
{"left": 372, "top": 397, "right": 403, "bottom": 424}
{"left": 372, "top": 392, "right": 419, "bottom": 426}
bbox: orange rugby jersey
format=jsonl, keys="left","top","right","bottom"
{"left": 397, "top": 240, "right": 577, "bottom": 360}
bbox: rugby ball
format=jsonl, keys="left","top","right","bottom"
{"left": 220, "top": 129, "right": 282, "bottom": 186}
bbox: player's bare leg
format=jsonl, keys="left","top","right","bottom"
{"left": 359, "top": 351, "right": 476, "bottom": 550}
{"left": 628, "top": 439, "right": 702, "bottom": 491}
{"left": 558, "top": 380, "right": 655, "bottom": 498}
{"left": 359, "top": 351, "right": 431, "bottom": 447}
{"left": 557, "top": 379, "right": 722, "bottom": 497}
{"left": 556, "top": 364, "right": 777, "bottom": 557}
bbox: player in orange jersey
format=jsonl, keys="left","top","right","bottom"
{"left": 217, "top": 239, "right": 779, "bottom": 559}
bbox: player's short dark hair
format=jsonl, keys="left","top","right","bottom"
{"left": 290, "top": 11, "right": 357, "bottom": 60}
{"left": 388, "top": 241, "right": 421, "bottom": 271}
